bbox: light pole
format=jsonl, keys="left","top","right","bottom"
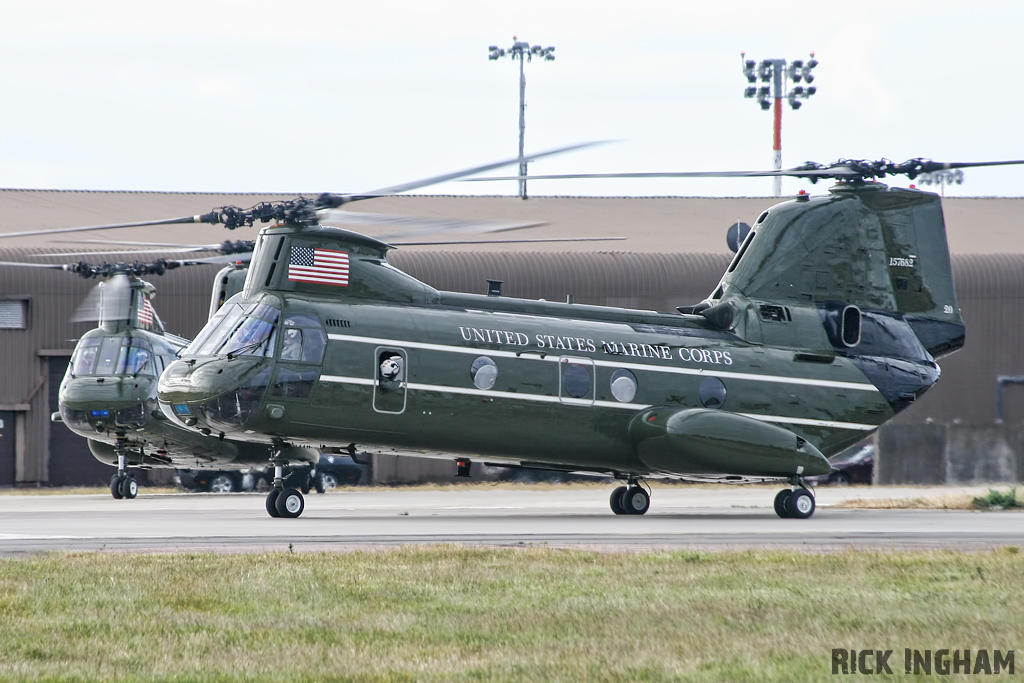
{"left": 917, "top": 169, "right": 964, "bottom": 197}
{"left": 489, "top": 37, "right": 555, "bottom": 199}
{"left": 741, "top": 53, "right": 818, "bottom": 196}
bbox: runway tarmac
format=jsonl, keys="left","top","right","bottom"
{"left": 1, "top": 486, "right": 1021, "bottom": 554}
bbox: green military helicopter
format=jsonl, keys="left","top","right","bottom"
{"left": 0, "top": 257, "right": 293, "bottom": 498}
{"left": 22, "top": 156, "right": 1024, "bottom": 519}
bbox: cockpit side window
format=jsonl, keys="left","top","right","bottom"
{"left": 280, "top": 314, "right": 326, "bottom": 363}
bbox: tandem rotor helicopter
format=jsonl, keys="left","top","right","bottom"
{"left": 0, "top": 255, "right": 289, "bottom": 499}
{"left": 9, "top": 152, "right": 1024, "bottom": 520}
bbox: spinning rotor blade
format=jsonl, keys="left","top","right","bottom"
{"left": 0, "top": 214, "right": 222, "bottom": 240}
{"left": 317, "top": 210, "right": 545, "bottom": 240}
{"left": 0, "top": 142, "right": 604, "bottom": 238}
{"left": 464, "top": 158, "right": 1024, "bottom": 183}
{"left": 73, "top": 272, "right": 132, "bottom": 323}
{"left": 343, "top": 141, "right": 607, "bottom": 199}
{"left": 389, "top": 236, "right": 626, "bottom": 246}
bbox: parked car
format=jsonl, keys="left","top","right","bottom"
{"left": 810, "top": 444, "right": 874, "bottom": 486}
{"left": 175, "top": 454, "right": 366, "bottom": 494}
{"left": 174, "top": 468, "right": 260, "bottom": 493}
{"left": 287, "top": 454, "right": 366, "bottom": 493}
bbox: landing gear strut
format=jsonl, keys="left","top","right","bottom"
{"left": 610, "top": 477, "right": 650, "bottom": 515}
{"left": 265, "top": 454, "right": 305, "bottom": 519}
{"left": 774, "top": 478, "right": 815, "bottom": 519}
{"left": 109, "top": 437, "right": 138, "bottom": 500}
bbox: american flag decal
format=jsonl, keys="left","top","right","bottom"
{"left": 138, "top": 298, "right": 155, "bottom": 326}
{"left": 288, "top": 247, "right": 350, "bottom": 286}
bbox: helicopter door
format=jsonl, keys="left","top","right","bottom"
{"left": 559, "top": 356, "right": 595, "bottom": 406}
{"left": 373, "top": 347, "right": 407, "bottom": 414}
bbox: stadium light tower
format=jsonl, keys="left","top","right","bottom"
{"left": 489, "top": 37, "right": 555, "bottom": 199}
{"left": 741, "top": 52, "right": 818, "bottom": 196}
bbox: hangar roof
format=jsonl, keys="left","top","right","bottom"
{"left": 0, "top": 189, "right": 1019, "bottom": 255}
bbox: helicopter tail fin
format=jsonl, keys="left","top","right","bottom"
{"left": 711, "top": 184, "right": 964, "bottom": 359}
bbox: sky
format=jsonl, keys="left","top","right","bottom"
{"left": 2, "top": 1, "right": 1024, "bottom": 198}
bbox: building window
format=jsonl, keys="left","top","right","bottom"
{"left": 0, "top": 300, "right": 26, "bottom": 329}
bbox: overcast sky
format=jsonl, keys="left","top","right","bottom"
{"left": 2, "top": 1, "right": 1023, "bottom": 198}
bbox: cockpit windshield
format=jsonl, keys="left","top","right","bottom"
{"left": 185, "top": 301, "right": 279, "bottom": 358}
{"left": 71, "top": 336, "right": 154, "bottom": 376}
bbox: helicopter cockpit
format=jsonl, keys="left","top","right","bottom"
{"left": 162, "top": 294, "right": 332, "bottom": 437}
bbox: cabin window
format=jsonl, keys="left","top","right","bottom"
{"left": 471, "top": 356, "right": 497, "bottom": 390}
{"left": 562, "top": 363, "right": 591, "bottom": 399}
{"left": 610, "top": 369, "right": 638, "bottom": 403}
{"left": 699, "top": 376, "right": 727, "bottom": 409}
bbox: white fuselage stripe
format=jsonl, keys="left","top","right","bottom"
{"left": 326, "top": 332, "right": 878, "bottom": 392}
{"left": 317, "top": 375, "right": 878, "bottom": 431}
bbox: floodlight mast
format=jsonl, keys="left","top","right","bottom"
{"left": 741, "top": 52, "right": 818, "bottom": 196}
{"left": 489, "top": 37, "right": 555, "bottom": 199}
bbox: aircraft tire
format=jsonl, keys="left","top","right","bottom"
{"left": 622, "top": 486, "right": 650, "bottom": 515}
{"left": 275, "top": 488, "right": 305, "bottom": 518}
{"left": 265, "top": 489, "right": 282, "bottom": 518}
{"left": 773, "top": 489, "right": 792, "bottom": 518}
{"left": 787, "top": 488, "right": 815, "bottom": 519}
{"left": 110, "top": 475, "right": 124, "bottom": 500}
{"left": 120, "top": 476, "right": 138, "bottom": 499}
{"left": 609, "top": 486, "right": 627, "bottom": 515}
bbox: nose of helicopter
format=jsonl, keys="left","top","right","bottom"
{"left": 59, "top": 375, "right": 159, "bottom": 432}
{"left": 158, "top": 356, "right": 272, "bottom": 432}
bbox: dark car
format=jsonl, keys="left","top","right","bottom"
{"left": 286, "top": 454, "right": 366, "bottom": 493}
{"left": 811, "top": 444, "right": 874, "bottom": 486}
{"left": 175, "top": 454, "right": 366, "bottom": 494}
{"left": 174, "top": 468, "right": 261, "bottom": 493}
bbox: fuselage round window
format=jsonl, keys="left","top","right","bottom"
{"left": 471, "top": 356, "right": 497, "bottom": 390}
{"left": 699, "top": 376, "right": 727, "bottom": 409}
{"left": 610, "top": 369, "right": 638, "bottom": 403}
{"left": 562, "top": 363, "right": 591, "bottom": 399}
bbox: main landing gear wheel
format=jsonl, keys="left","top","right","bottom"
{"left": 787, "top": 488, "right": 815, "bottom": 519}
{"left": 265, "top": 489, "right": 281, "bottom": 518}
{"left": 773, "top": 487, "right": 815, "bottom": 519}
{"left": 609, "top": 486, "right": 627, "bottom": 515}
{"left": 110, "top": 474, "right": 124, "bottom": 500}
{"left": 275, "top": 488, "right": 305, "bottom": 518}
{"left": 120, "top": 476, "right": 138, "bottom": 499}
{"left": 621, "top": 486, "right": 650, "bottom": 515}
{"left": 773, "top": 489, "right": 792, "bottom": 518}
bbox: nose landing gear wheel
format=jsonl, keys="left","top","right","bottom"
{"left": 609, "top": 486, "right": 627, "bottom": 515}
{"left": 275, "top": 488, "right": 305, "bottom": 518}
{"left": 622, "top": 486, "right": 650, "bottom": 515}
{"left": 773, "top": 489, "right": 792, "bottom": 518}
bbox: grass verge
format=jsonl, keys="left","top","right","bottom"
{"left": 1, "top": 547, "right": 1022, "bottom": 681}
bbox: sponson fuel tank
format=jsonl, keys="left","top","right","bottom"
{"left": 629, "top": 407, "right": 833, "bottom": 478}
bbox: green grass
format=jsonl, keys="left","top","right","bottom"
{"left": 1, "top": 548, "right": 1022, "bottom": 681}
